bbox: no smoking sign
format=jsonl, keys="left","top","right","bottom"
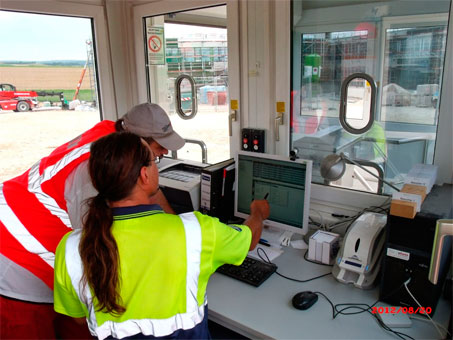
{"left": 148, "top": 35, "right": 162, "bottom": 52}
{"left": 146, "top": 26, "right": 165, "bottom": 65}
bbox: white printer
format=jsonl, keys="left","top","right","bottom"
{"left": 332, "top": 212, "right": 387, "bottom": 289}
{"left": 158, "top": 158, "right": 208, "bottom": 213}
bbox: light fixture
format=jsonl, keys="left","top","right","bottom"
{"left": 428, "top": 219, "right": 453, "bottom": 284}
{"left": 320, "top": 153, "right": 400, "bottom": 192}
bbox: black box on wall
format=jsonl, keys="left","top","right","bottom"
{"left": 379, "top": 184, "right": 452, "bottom": 316}
{"left": 241, "top": 128, "right": 265, "bottom": 153}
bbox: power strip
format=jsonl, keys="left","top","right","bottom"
{"left": 376, "top": 308, "right": 413, "bottom": 328}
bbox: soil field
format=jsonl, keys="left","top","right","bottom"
{"left": 0, "top": 67, "right": 91, "bottom": 90}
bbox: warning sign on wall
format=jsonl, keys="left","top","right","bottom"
{"left": 146, "top": 26, "right": 165, "bottom": 65}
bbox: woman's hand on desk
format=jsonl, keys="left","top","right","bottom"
{"left": 246, "top": 200, "right": 270, "bottom": 250}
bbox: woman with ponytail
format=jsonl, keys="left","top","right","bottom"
{"left": 53, "top": 132, "right": 269, "bottom": 340}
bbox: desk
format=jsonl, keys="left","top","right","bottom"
{"left": 207, "top": 247, "right": 451, "bottom": 339}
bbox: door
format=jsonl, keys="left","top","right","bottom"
{"left": 134, "top": 1, "right": 237, "bottom": 165}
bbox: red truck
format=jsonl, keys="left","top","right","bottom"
{"left": 0, "top": 83, "right": 38, "bottom": 112}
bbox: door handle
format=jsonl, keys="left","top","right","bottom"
{"left": 229, "top": 109, "right": 237, "bottom": 137}
{"left": 274, "top": 112, "right": 284, "bottom": 141}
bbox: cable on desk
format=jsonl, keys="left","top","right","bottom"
{"left": 409, "top": 315, "right": 451, "bottom": 338}
{"left": 312, "top": 279, "right": 417, "bottom": 340}
{"left": 256, "top": 248, "right": 332, "bottom": 283}
{"left": 314, "top": 292, "right": 414, "bottom": 340}
{"left": 303, "top": 249, "right": 333, "bottom": 267}
{"left": 404, "top": 280, "right": 444, "bottom": 338}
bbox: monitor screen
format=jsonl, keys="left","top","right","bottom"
{"left": 234, "top": 151, "right": 312, "bottom": 236}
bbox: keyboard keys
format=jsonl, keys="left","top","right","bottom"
{"left": 216, "top": 256, "right": 277, "bottom": 287}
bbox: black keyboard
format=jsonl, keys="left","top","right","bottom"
{"left": 216, "top": 256, "right": 277, "bottom": 287}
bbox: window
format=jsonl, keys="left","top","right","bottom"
{"left": 291, "top": 0, "right": 451, "bottom": 195}
{"left": 0, "top": 10, "right": 101, "bottom": 183}
{"left": 141, "top": 5, "right": 230, "bottom": 165}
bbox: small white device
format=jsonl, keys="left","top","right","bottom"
{"left": 332, "top": 212, "right": 387, "bottom": 289}
{"left": 376, "top": 308, "right": 412, "bottom": 328}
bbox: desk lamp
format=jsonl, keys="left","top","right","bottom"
{"left": 428, "top": 219, "right": 453, "bottom": 284}
{"left": 320, "top": 153, "right": 400, "bottom": 192}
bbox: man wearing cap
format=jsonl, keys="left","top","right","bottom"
{"left": 0, "top": 103, "right": 184, "bottom": 339}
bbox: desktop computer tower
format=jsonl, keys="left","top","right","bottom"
{"left": 200, "top": 159, "right": 235, "bottom": 223}
{"left": 379, "top": 184, "right": 452, "bottom": 316}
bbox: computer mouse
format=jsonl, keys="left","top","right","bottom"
{"left": 291, "top": 291, "right": 318, "bottom": 310}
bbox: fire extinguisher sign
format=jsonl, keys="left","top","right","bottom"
{"left": 146, "top": 26, "right": 165, "bottom": 65}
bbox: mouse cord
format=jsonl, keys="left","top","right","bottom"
{"left": 315, "top": 292, "right": 413, "bottom": 340}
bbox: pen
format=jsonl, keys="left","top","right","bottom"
{"left": 264, "top": 193, "right": 269, "bottom": 200}
{"left": 259, "top": 239, "right": 271, "bottom": 247}
{"left": 221, "top": 168, "right": 226, "bottom": 197}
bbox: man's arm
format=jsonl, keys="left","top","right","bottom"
{"left": 243, "top": 200, "right": 270, "bottom": 250}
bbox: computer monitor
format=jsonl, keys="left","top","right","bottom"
{"left": 234, "top": 151, "right": 312, "bottom": 236}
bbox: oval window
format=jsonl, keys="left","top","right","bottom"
{"left": 339, "top": 73, "right": 376, "bottom": 134}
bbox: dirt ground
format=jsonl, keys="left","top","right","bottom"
{"left": 0, "top": 106, "right": 230, "bottom": 183}
{"left": 0, "top": 109, "right": 100, "bottom": 183}
{"left": 0, "top": 67, "right": 90, "bottom": 90}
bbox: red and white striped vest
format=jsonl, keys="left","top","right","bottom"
{"left": 0, "top": 120, "right": 116, "bottom": 289}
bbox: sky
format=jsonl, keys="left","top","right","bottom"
{"left": 165, "top": 23, "right": 226, "bottom": 40}
{"left": 0, "top": 11, "right": 92, "bottom": 61}
{"left": 0, "top": 10, "right": 227, "bottom": 62}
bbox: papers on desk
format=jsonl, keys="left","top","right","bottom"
{"left": 248, "top": 244, "right": 283, "bottom": 262}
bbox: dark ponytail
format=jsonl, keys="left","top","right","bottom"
{"left": 79, "top": 132, "right": 151, "bottom": 315}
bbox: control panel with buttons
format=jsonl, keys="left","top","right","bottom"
{"left": 241, "top": 128, "right": 265, "bottom": 153}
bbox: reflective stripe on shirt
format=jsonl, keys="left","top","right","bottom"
{"left": 64, "top": 212, "right": 205, "bottom": 340}
{"left": 0, "top": 184, "right": 55, "bottom": 268}
{"left": 28, "top": 143, "right": 92, "bottom": 229}
{"left": 0, "top": 144, "right": 92, "bottom": 270}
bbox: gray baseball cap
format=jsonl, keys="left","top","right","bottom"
{"left": 122, "top": 103, "right": 185, "bottom": 151}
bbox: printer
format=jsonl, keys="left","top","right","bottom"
{"left": 157, "top": 158, "right": 208, "bottom": 214}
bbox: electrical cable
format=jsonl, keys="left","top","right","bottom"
{"left": 258, "top": 245, "right": 417, "bottom": 339}
{"left": 314, "top": 295, "right": 414, "bottom": 340}
{"left": 409, "top": 315, "right": 451, "bottom": 338}
{"left": 314, "top": 279, "right": 416, "bottom": 340}
{"left": 404, "top": 281, "right": 444, "bottom": 338}
{"left": 303, "top": 249, "right": 334, "bottom": 267}
{"left": 309, "top": 209, "right": 325, "bottom": 229}
{"left": 257, "top": 248, "right": 332, "bottom": 283}
{"left": 325, "top": 197, "right": 391, "bottom": 233}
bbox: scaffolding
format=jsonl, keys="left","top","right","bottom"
{"left": 85, "top": 39, "right": 97, "bottom": 106}
{"left": 73, "top": 39, "right": 98, "bottom": 107}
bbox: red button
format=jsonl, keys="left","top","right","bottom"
{"left": 243, "top": 138, "right": 248, "bottom": 143}
{"left": 253, "top": 139, "right": 259, "bottom": 145}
